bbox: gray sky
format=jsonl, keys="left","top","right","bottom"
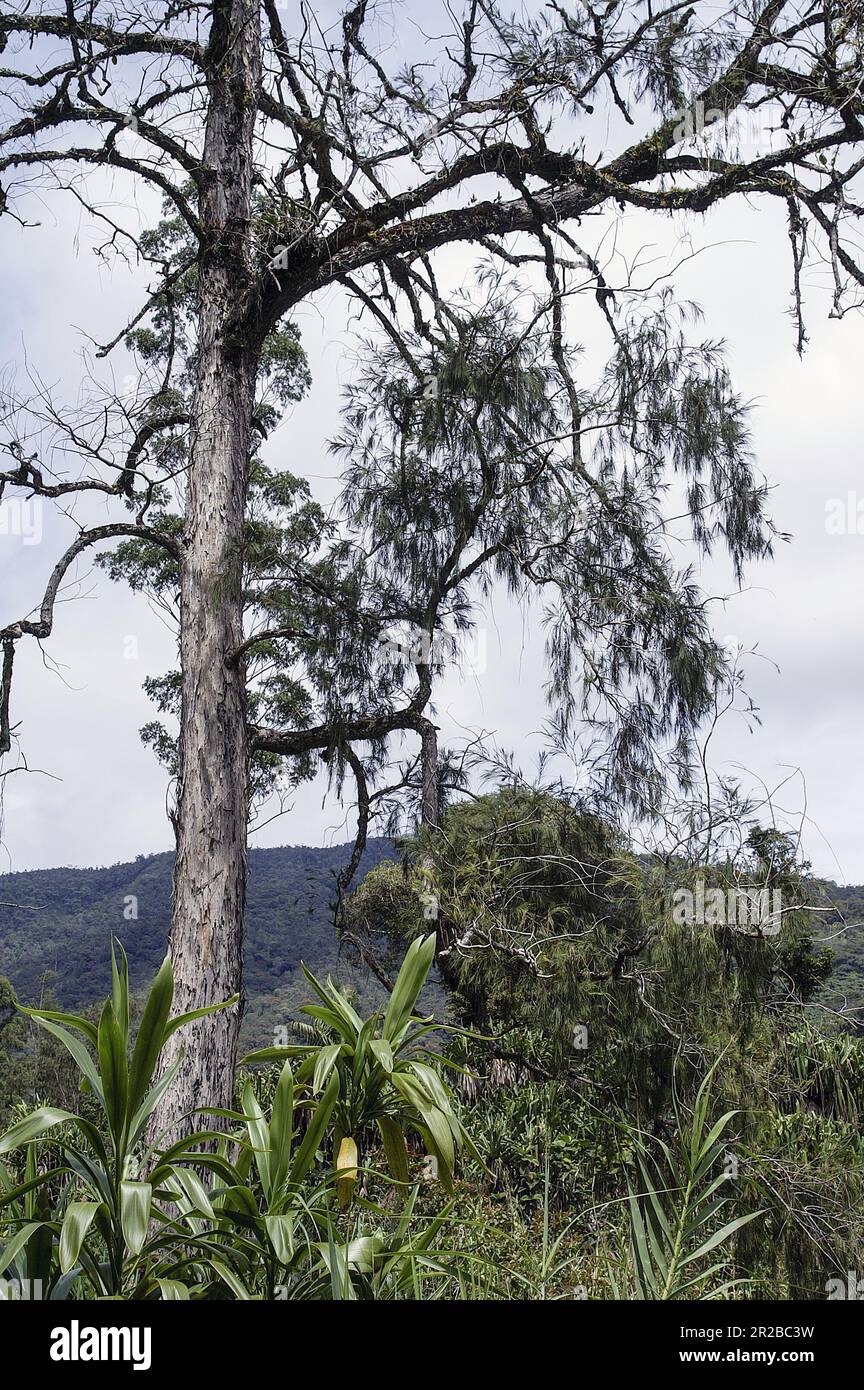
{"left": 1, "top": 84, "right": 863, "bottom": 884}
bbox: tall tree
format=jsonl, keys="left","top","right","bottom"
{"left": 1, "top": 0, "right": 863, "bottom": 1139}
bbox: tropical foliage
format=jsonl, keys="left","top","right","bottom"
{"left": 4, "top": 788, "right": 863, "bottom": 1301}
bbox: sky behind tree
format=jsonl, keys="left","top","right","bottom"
{"left": 1, "top": 81, "right": 862, "bottom": 885}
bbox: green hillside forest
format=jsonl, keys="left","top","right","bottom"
{"left": 3, "top": 797, "right": 864, "bottom": 1303}
{"left": 2, "top": 841, "right": 861, "bottom": 1043}
{"left": 0, "top": 839, "right": 398, "bottom": 1052}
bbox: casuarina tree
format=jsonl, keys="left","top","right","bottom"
{"left": 1, "top": 0, "right": 863, "bottom": 1140}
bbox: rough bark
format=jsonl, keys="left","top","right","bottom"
{"left": 420, "top": 719, "right": 439, "bottom": 831}
{"left": 149, "top": 0, "right": 261, "bottom": 1146}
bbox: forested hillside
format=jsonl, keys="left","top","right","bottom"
{"left": 0, "top": 840, "right": 397, "bottom": 1048}
{"left": 816, "top": 883, "right": 864, "bottom": 1028}
{"left": 4, "top": 793, "right": 864, "bottom": 1305}
{"left": 3, "top": 846, "right": 863, "bottom": 1043}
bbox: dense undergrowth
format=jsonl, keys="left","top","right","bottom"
{"left": 2, "top": 790, "right": 863, "bottom": 1301}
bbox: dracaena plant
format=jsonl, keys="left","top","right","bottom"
{"left": 147, "top": 1061, "right": 459, "bottom": 1300}
{"left": 0, "top": 1146, "right": 80, "bottom": 1302}
{"left": 241, "top": 933, "right": 477, "bottom": 1205}
{"left": 143, "top": 1058, "right": 343, "bottom": 1299}
{"left": 0, "top": 937, "right": 473, "bottom": 1300}
{"left": 0, "top": 941, "right": 237, "bottom": 1298}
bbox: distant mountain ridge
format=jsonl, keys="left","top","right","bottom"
{"left": 0, "top": 839, "right": 397, "bottom": 1048}
{"left": 2, "top": 845, "right": 862, "bottom": 1048}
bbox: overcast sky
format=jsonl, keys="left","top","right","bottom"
{"left": 1, "top": 71, "right": 863, "bottom": 885}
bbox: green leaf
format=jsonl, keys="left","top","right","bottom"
{"left": 18, "top": 1007, "right": 98, "bottom": 1048}
{"left": 312, "top": 1043, "right": 342, "bottom": 1095}
{"left": 129, "top": 1052, "right": 183, "bottom": 1148}
{"left": 0, "top": 1166, "right": 65, "bottom": 1213}
{"left": 128, "top": 956, "right": 174, "bottom": 1115}
{"left": 120, "top": 1181, "right": 152, "bottom": 1257}
{"left": 59, "top": 1202, "right": 100, "bottom": 1274}
{"left": 408, "top": 1060, "right": 454, "bottom": 1113}
{"left": 0, "top": 1222, "right": 45, "bottom": 1277}
{"left": 391, "top": 1072, "right": 454, "bottom": 1177}
{"left": 627, "top": 1180, "right": 659, "bottom": 1299}
{"left": 215, "top": 1185, "right": 259, "bottom": 1221}
{"left": 166, "top": 1164, "right": 215, "bottom": 1222}
{"left": 300, "top": 965, "right": 363, "bottom": 1036}
{"left": 209, "top": 1258, "right": 256, "bottom": 1300}
{"left": 111, "top": 938, "right": 130, "bottom": 1046}
{"left": 299, "top": 1004, "right": 356, "bottom": 1044}
{"left": 322, "top": 1227, "right": 355, "bottom": 1301}
{"left": 264, "top": 1214, "right": 295, "bottom": 1264}
{"left": 268, "top": 1061, "right": 295, "bottom": 1197}
{"left": 352, "top": 1015, "right": 377, "bottom": 1083}
{"left": 698, "top": 1108, "right": 739, "bottom": 1161}
{"left": 162, "top": 994, "right": 239, "bottom": 1042}
{"left": 682, "top": 1210, "right": 766, "bottom": 1268}
{"left": 241, "top": 1078, "right": 272, "bottom": 1199}
{"left": 289, "top": 1069, "right": 339, "bottom": 1187}
{"left": 377, "top": 1115, "right": 409, "bottom": 1185}
{"left": 0, "top": 1107, "right": 73, "bottom": 1155}
{"left": 98, "top": 999, "right": 129, "bottom": 1140}
{"left": 369, "top": 1038, "right": 394, "bottom": 1074}
{"left": 315, "top": 1235, "right": 383, "bottom": 1275}
{"left": 24, "top": 1017, "right": 103, "bottom": 1101}
{"left": 156, "top": 1278, "right": 190, "bottom": 1300}
{"left": 383, "top": 933, "right": 436, "bottom": 1045}
{"left": 239, "top": 1045, "right": 313, "bottom": 1065}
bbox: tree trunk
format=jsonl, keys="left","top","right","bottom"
{"left": 419, "top": 718, "right": 439, "bottom": 830}
{"left": 149, "top": 0, "right": 261, "bottom": 1146}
